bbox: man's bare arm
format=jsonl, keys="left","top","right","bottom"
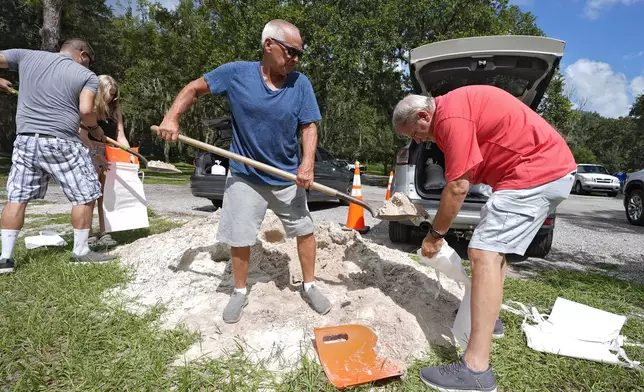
{"left": 296, "top": 122, "right": 318, "bottom": 188}
{"left": 431, "top": 172, "right": 471, "bottom": 233}
{"left": 158, "top": 77, "right": 211, "bottom": 141}
{"left": 0, "top": 54, "right": 7, "bottom": 69}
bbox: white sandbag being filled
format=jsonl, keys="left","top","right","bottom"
{"left": 102, "top": 161, "right": 150, "bottom": 233}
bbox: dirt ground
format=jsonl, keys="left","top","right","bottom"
{"left": 111, "top": 210, "right": 466, "bottom": 371}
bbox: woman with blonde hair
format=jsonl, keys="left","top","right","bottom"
{"left": 81, "top": 74, "right": 131, "bottom": 247}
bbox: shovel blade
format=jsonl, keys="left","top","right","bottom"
{"left": 314, "top": 324, "right": 404, "bottom": 389}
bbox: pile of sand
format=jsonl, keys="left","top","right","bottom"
{"left": 112, "top": 210, "right": 465, "bottom": 371}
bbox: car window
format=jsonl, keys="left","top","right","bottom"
{"left": 577, "top": 165, "right": 609, "bottom": 174}
{"left": 317, "top": 146, "right": 336, "bottom": 162}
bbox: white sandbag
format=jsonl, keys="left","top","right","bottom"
{"left": 416, "top": 242, "right": 473, "bottom": 350}
{"left": 503, "top": 298, "right": 641, "bottom": 369}
{"left": 24, "top": 231, "right": 67, "bottom": 249}
{"left": 102, "top": 162, "right": 150, "bottom": 233}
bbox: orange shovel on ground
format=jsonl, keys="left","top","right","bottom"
{"left": 313, "top": 324, "right": 404, "bottom": 389}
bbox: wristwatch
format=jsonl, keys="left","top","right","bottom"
{"left": 428, "top": 225, "right": 446, "bottom": 239}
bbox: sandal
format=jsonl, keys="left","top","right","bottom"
{"left": 96, "top": 233, "right": 117, "bottom": 247}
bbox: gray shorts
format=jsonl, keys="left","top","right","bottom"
{"left": 468, "top": 172, "right": 575, "bottom": 256}
{"left": 216, "top": 173, "right": 314, "bottom": 247}
{"left": 7, "top": 134, "right": 101, "bottom": 205}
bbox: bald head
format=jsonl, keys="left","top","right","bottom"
{"left": 261, "top": 19, "right": 300, "bottom": 47}
{"left": 60, "top": 39, "right": 95, "bottom": 67}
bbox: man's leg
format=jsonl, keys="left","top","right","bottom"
{"left": 1, "top": 202, "right": 28, "bottom": 272}
{"left": 2, "top": 135, "right": 46, "bottom": 273}
{"left": 297, "top": 233, "right": 315, "bottom": 284}
{"left": 272, "top": 185, "right": 331, "bottom": 315}
{"left": 217, "top": 174, "right": 268, "bottom": 323}
{"left": 231, "top": 246, "right": 251, "bottom": 290}
{"left": 463, "top": 248, "right": 506, "bottom": 372}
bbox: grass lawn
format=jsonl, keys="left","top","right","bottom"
{"left": 1, "top": 213, "right": 643, "bottom": 390}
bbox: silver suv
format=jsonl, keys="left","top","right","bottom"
{"left": 388, "top": 35, "right": 566, "bottom": 258}
{"left": 624, "top": 168, "right": 644, "bottom": 226}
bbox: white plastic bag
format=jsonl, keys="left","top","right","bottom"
{"left": 24, "top": 231, "right": 67, "bottom": 249}
{"left": 416, "top": 242, "right": 473, "bottom": 350}
{"left": 503, "top": 298, "right": 642, "bottom": 369}
{"left": 102, "top": 162, "right": 150, "bottom": 233}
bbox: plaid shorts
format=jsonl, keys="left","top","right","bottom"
{"left": 7, "top": 134, "right": 101, "bottom": 205}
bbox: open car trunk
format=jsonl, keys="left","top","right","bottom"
{"left": 409, "top": 35, "right": 565, "bottom": 200}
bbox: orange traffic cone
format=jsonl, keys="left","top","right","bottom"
{"left": 343, "top": 161, "right": 370, "bottom": 234}
{"left": 385, "top": 170, "right": 394, "bottom": 200}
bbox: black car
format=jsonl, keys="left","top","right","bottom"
{"left": 190, "top": 117, "right": 354, "bottom": 206}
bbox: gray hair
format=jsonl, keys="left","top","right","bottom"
{"left": 261, "top": 19, "right": 300, "bottom": 47}
{"left": 392, "top": 94, "right": 436, "bottom": 129}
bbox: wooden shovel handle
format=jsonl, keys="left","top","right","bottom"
{"left": 150, "top": 125, "right": 375, "bottom": 216}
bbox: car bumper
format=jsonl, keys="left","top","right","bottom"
{"left": 581, "top": 183, "right": 619, "bottom": 192}
{"left": 190, "top": 174, "right": 227, "bottom": 200}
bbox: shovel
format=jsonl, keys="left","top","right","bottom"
{"left": 150, "top": 126, "right": 386, "bottom": 214}
{"left": 149, "top": 126, "right": 428, "bottom": 222}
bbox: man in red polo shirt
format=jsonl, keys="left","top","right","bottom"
{"left": 392, "top": 85, "right": 576, "bottom": 392}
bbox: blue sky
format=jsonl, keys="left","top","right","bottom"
{"left": 511, "top": 0, "right": 644, "bottom": 117}
{"left": 106, "top": 0, "right": 643, "bottom": 118}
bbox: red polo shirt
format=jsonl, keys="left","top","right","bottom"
{"left": 432, "top": 85, "right": 576, "bottom": 191}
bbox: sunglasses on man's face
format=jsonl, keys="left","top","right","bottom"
{"left": 271, "top": 37, "right": 303, "bottom": 59}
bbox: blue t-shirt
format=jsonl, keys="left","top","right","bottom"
{"left": 203, "top": 61, "right": 322, "bottom": 185}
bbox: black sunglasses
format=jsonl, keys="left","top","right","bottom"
{"left": 270, "top": 37, "right": 303, "bottom": 59}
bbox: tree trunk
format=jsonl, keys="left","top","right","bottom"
{"left": 41, "top": 0, "right": 64, "bottom": 52}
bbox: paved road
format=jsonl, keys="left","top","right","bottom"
{"left": 4, "top": 182, "right": 643, "bottom": 283}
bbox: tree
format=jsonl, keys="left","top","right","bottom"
{"left": 537, "top": 71, "right": 576, "bottom": 138}
{"left": 41, "top": 0, "right": 64, "bottom": 51}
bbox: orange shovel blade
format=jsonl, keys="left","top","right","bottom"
{"left": 314, "top": 324, "right": 404, "bottom": 389}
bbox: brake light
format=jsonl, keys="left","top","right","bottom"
{"left": 396, "top": 147, "right": 409, "bottom": 165}
{"left": 544, "top": 217, "right": 554, "bottom": 226}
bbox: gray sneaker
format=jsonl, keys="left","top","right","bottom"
{"left": 70, "top": 251, "right": 116, "bottom": 264}
{"left": 0, "top": 258, "right": 15, "bottom": 274}
{"left": 301, "top": 284, "right": 331, "bottom": 315}
{"left": 420, "top": 360, "right": 497, "bottom": 392}
{"left": 223, "top": 291, "right": 249, "bottom": 324}
{"left": 493, "top": 319, "right": 505, "bottom": 339}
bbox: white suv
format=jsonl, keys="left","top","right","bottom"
{"left": 572, "top": 164, "right": 620, "bottom": 197}
{"left": 389, "top": 35, "right": 566, "bottom": 258}
{"left": 624, "top": 168, "right": 644, "bottom": 226}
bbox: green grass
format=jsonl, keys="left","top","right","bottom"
{"left": 1, "top": 217, "right": 643, "bottom": 390}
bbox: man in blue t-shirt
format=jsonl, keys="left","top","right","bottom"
{"left": 157, "top": 19, "right": 330, "bottom": 323}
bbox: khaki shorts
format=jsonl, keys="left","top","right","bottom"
{"left": 216, "top": 173, "right": 314, "bottom": 247}
{"left": 468, "top": 172, "right": 575, "bottom": 256}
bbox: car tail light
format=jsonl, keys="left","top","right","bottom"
{"left": 544, "top": 217, "right": 554, "bottom": 226}
{"left": 396, "top": 147, "right": 409, "bottom": 165}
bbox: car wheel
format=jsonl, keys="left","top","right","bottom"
{"left": 574, "top": 181, "right": 585, "bottom": 195}
{"left": 389, "top": 221, "right": 412, "bottom": 243}
{"left": 608, "top": 191, "right": 618, "bottom": 198}
{"left": 210, "top": 199, "right": 222, "bottom": 208}
{"left": 525, "top": 231, "right": 553, "bottom": 258}
{"left": 625, "top": 189, "right": 644, "bottom": 226}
